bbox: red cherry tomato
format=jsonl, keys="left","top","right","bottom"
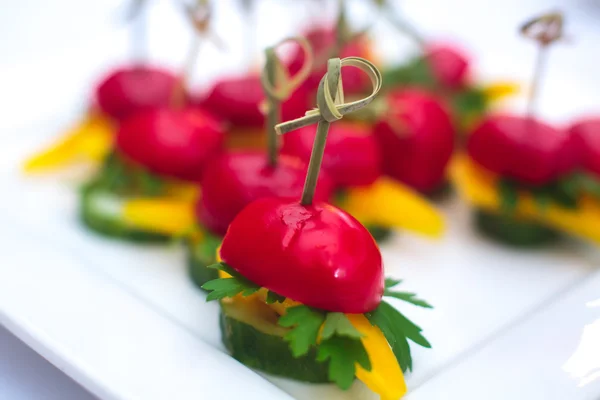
{"left": 568, "top": 118, "right": 600, "bottom": 177}
{"left": 281, "top": 122, "right": 381, "bottom": 189}
{"left": 199, "top": 74, "right": 310, "bottom": 129}
{"left": 287, "top": 26, "right": 371, "bottom": 95}
{"left": 115, "top": 108, "right": 224, "bottom": 182}
{"left": 198, "top": 151, "right": 333, "bottom": 236}
{"left": 374, "top": 88, "right": 455, "bottom": 193}
{"left": 467, "top": 114, "right": 578, "bottom": 185}
{"left": 220, "top": 197, "right": 384, "bottom": 313}
{"left": 95, "top": 65, "right": 179, "bottom": 121}
{"left": 425, "top": 43, "right": 470, "bottom": 89}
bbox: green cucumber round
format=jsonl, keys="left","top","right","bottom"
{"left": 474, "top": 209, "right": 560, "bottom": 247}
{"left": 79, "top": 183, "right": 170, "bottom": 243}
{"left": 186, "top": 239, "right": 220, "bottom": 290}
{"left": 220, "top": 300, "right": 329, "bottom": 383}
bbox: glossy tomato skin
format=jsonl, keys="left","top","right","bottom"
{"left": 220, "top": 198, "right": 384, "bottom": 313}
{"left": 115, "top": 108, "right": 225, "bottom": 182}
{"left": 95, "top": 65, "right": 179, "bottom": 121}
{"left": 374, "top": 88, "right": 455, "bottom": 193}
{"left": 467, "top": 114, "right": 578, "bottom": 185}
{"left": 199, "top": 74, "right": 310, "bottom": 129}
{"left": 287, "top": 27, "right": 371, "bottom": 96}
{"left": 198, "top": 151, "right": 333, "bottom": 236}
{"left": 281, "top": 122, "right": 381, "bottom": 189}
{"left": 568, "top": 118, "right": 600, "bottom": 177}
{"left": 425, "top": 43, "right": 470, "bottom": 89}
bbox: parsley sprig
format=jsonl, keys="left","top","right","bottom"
{"left": 203, "top": 263, "right": 432, "bottom": 386}
{"left": 201, "top": 263, "right": 259, "bottom": 301}
{"left": 497, "top": 172, "right": 600, "bottom": 214}
{"left": 366, "top": 279, "right": 433, "bottom": 372}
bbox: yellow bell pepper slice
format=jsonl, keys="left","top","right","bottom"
{"left": 452, "top": 155, "right": 600, "bottom": 244}
{"left": 163, "top": 182, "right": 201, "bottom": 201}
{"left": 23, "top": 113, "right": 114, "bottom": 172}
{"left": 122, "top": 198, "right": 196, "bottom": 237}
{"left": 340, "top": 177, "right": 445, "bottom": 239}
{"left": 348, "top": 314, "right": 407, "bottom": 400}
{"left": 217, "top": 248, "right": 407, "bottom": 399}
{"left": 482, "top": 81, "right": 520, "bottom": 103}
{"left": 226, "top": 127, "right": 266, "bottom": 150}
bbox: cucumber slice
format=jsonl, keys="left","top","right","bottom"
{"left": 365, "top": 224, "right": 393, "bottom": 242}
{"left": 474, "top": 209, "right": 560, "bottom": 247}
{"left": 79, "top": 182, "right": 170, "bottom": 243}
{"left": 220, "top": 299, "right": 329, "bottom": 383}
{"left": 186, "top": 236, "right": 222, "bottom": 290}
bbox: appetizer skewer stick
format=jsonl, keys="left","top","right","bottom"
{"left": 453, "top": 12, "right": 600, "bottom": 246}
{"left": 203, "top": 56, "right": 432, "bottom": 400}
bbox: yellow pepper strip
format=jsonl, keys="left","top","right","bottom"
{"left": 163, "top": 181, "right": 201, "bottom": 201}
{"left": 226, "top": 127, "right": 266, "bottom": 150}
{"left": 452, "top": 155, "right": 600, "bottom": 244}
{"left": 122, "top": 198, "right": 196, "bottom": 237}
{"left": 348, "top": 314, "right": 407, "bottom": 400}
{"left": 340, "top": 177, "right": 445, "bottom": 239}
{"left": 481, "top": 81, "right": 520, "bottom": 103}
{"left": 218, "top": 246, "right": 407, "bottom": 399}
{"left": 23, "top": 114, "right": 114, "bottom": 172}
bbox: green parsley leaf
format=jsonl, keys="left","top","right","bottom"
{"left": 265, "top": 290, "right": 286, "bottom": 304}
{"left": 201, "top": 262, "right": 260, "bottom": 301}
{"left": 452, "top": 88, "right": 487, "bottom": 115}
{"left": 321, "top": 313, "right": 363, "bottom": 340}
{"left": 317, "top": 336, "right": 371, "bottom": 390}
{"left": 530, "top": 186, "right": 552, "bottom": 212}
{"left": 138, "top": 169, "right": 164, "bottom": 196}
{"left": 383, "top": 290, "right": 433, "bottom": 308}
{"left": 191, "top": 231, "right": 222, "bottom": 265}
{"left": 577, "top": 173, "right": 600, "bottom": 198}
{"left": 384, "top": 278, "right": 402, "bottom": 289}
{"left": 382, "top": 57, "right": 435, "bottom": 89}
{"left": 498, "top": 178, "right": 519, "bottom": 213}
{"left": 367, "top": 301, "right": 431, "bottom": 372}
{"left": 278, "top": 305, "right": 325, "bottom": 357}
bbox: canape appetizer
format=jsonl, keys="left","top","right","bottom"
{"left": 23, "top": 65, "right": 181, "bottom": 173}
{"left": 203, "top": 57, "right": 432, "bottom": 399}
{"left": 375, "top": 0, "right": 516, "bottom": 132}
{"left": 78, "top": 0, "right": 230, "bottom": 241}
{"left": 453, "top": 12, "right": 600, "bottom": 246}
{"left": 23, "top": 0, "right": 215, "bottom": 173}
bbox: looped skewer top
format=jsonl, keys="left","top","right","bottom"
{"left": 260, "top": 37, "right": 314, "bottom": 104}
{"left": 275, "top": 56, "right": 382, "bottom": 135}
{"left": 274, "top": 56, "right": 382, "bottom": 205}
{"left": 260, "top": 37, "right": 314, "bottom": 166}
{"left": 520, "top": 11, "right": 565, "bottom": 46}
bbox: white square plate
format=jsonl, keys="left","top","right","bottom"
{"left": 2, "top": 0, "right": 600, "bottom": 398}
